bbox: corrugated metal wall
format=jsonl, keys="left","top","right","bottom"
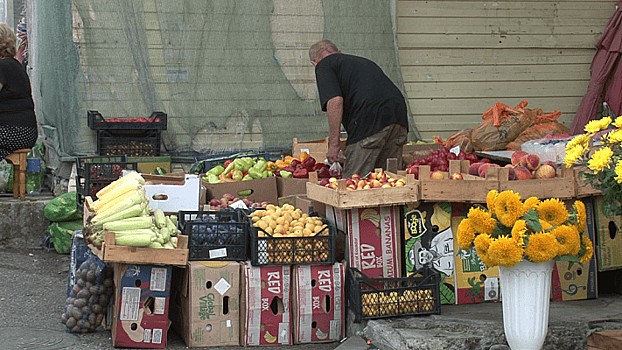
{"left": 396, "top": 0, "right": 618, "bottom": 141}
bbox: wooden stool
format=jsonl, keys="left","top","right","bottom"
{"left": 5, "top": 148, "right": 30, "bottom": 200}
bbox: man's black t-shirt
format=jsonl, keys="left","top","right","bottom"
{"left": 0, "top": 57, "right": 36, "bottom": 127}
{"left": 315, "top": 53, "right": 408, "bottom": 145}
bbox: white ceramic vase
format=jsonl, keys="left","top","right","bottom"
{"left": 498, "top": 259, "right": 555, "bottom": 350}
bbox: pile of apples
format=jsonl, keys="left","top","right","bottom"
{"left": 405, "top": 147, "right": 480, "bottom": 179}
{"left": 207, "top": 193, "right": 270, "bottom": 210}
{"left": 468, "top": 151, "right": 557, "bottom": 180}
{"left": 319, "top": 170, "right": 407, "bottom": 190}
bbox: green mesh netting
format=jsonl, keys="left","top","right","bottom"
{"left": 31, "top": 0, "right": 416, "bottom": 162}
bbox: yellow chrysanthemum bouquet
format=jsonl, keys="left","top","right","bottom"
{"left": 564, "top": 115, "right": 622, "bottom": 217}
{"left": 456, "top": 190, "right": 594, "bottom": 268}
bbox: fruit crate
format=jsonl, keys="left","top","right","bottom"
{"left": 178, "top": 209, "right": 249, "bottom": 261}
{"left": 75, "top": 156, "right": 138, "bottom": 211}
{"left": 346, "top": 266, "right": 441, "bottom": 323}
{"left": 248, "top": 218, "right": 336, "bottom": 266}
{"left": 97, "top": 129, "right": 161, "bottom": 157}
{"left": 87, "top": 110, "right": 167, "bottom": 130}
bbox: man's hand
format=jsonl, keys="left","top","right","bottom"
{"left": 326, "top": 143, "right": 341, "bottom": 164}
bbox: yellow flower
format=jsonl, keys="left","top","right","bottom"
{"left": 578, "top": 235, "right": 594, "bottom": 264}
{"left": 614, "top": 116, "right": 622, "bottom": 128}
{"left": 584, "top": 116, "right": 611, "bottom": 133}
{"left": 588, "top": 146, "right": 613, "bottom": 173}
{"left": 616, "top": 160, "right": 622, "bottom": 184}
{"left": 488, "top": 235, "right": 523, "bottom": 267}
{"left": 565, "top": 133, "right": 591, "bottom": 152}
{"left": 486, "top": 190, "right": 499, "bottom": 217}
{"left": 474, "top": 234, "right": 495, "bottom": 267}
{"left": 524, "top": 232, "right": 559, "bottom": 263}
{"left": 522, "top": 197, "right": 540, "bottom": 215}
{"left": 606, "top": 129, "right": 622, "bottom": 144}
{"left": 573, "top": 200, "right": 586, "bottom": 233}
{"left": 511, "top": 219, "right": 527, "bottom": 248}
{"left": 538, "top": 198, "right": 569, "bottom": 227}
{"left": 457, "top": 218, "right": 476, "bottom": 250}
{"left": 467, "top": 207, "right": 497, "bottom": 235}
{"left": 564, "top": 144, "right": 586, "bottom": 168}
{"left": 550, "top": 225, "right": 580, "bottom": 256}
{"left": 493, "top": 190, "right": 523, "bottom": 227}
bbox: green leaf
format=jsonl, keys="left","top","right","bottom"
{"left": 523, "top": 209, "right": 542, "bottom": 232}
{"left": 554, "top": 254, "right": 581, "bottom": 263}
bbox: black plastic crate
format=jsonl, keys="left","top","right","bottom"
{"left": 346, "top": 266, "right": 441, "bottom": 323}
{"left": 249, "top": 218, "right": 336, "bottom": 266}
{"left": 88, "top": 110, "right": 167, "bottom": 130}
{"left": 75, "top": 156, "right": 138, "bottom": 211}
{"left": 178, "top": 209, "right": 249, "bottom": 261}
{"left": 97, "top": 129, "right": 161, "bottom": 157}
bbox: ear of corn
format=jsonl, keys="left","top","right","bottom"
{"left": 102, "top": 216, "right": 154, "bottom": 232}
{"left": 92, "top": 202, "right": 146, "bottom": 227}
{"left": 91, "top": 180, "right": 143, "bottom": 211}
{"left": 165, "top": 216, "right": 178, "bottom": 236}
{"left": 94, "top": 187, "right": 145, "bottom": 215}
{"left": 91, "top": 192, "right": 147, "bottom": 223}
{"left": 114, "top": 232, "right": 157, "bottom": 247}
{"left": 95, "top": 171, "right": 144, "bottom": 199}
{"left": 154, "top": 209, "right": 166, "bottom": 228}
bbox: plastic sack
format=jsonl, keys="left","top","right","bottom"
{"left": 443, "top": 128, "right": 474, "bottom": 153}
{"left": 329, "top": 161, "right": 343, "bottom": 178}
{"left": 0, "top": 159, "right": 10, "bottom": 192}
{"left": 61, "top": 254, "right": 114, "bottom": 333}
{"left": 48, "top": 220, "right": 83, "bottom": 254}
{"left": 506, "top": 121, "right": 570, "bottom": 151}
{"left": 471, "top": 107, "right": 537, "bottom": 151}
{"left": 44, "top": 191, "right": 82, "bottom": 222}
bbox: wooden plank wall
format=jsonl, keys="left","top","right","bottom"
{"left": 396, "top": 0, "right": 619, "bottom": 142}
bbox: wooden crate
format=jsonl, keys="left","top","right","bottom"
{"left": 495, "top": 166, "right": 576, "bottom": 200}
{"left": 418, "top": 160, "right": 498, "bottom": 203}
{"left": 306, "top": 170, "right": 418, "bottom": 209}
{"left": 573, "top": 166, "right": 602, "bottom": 198}
{"left": 91, "top": 231, "right": 188, "bottom": 266}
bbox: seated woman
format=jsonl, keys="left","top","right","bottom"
{"left": 0, "top": 23, "right": 37, "bottom": 160}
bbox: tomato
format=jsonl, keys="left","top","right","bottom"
{"left": 148, "top": 117, "right": 154, "bottom": 122}
{"left": 109, "top": 118, "right": 121, "bottom": 122}
{"left": 154, "top": 117, "right": 162, "bottom": 122}
{"left": 136, "top": 117, "right": 148, "bottom": 122}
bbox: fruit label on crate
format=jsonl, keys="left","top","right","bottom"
{"left": 347, "top": 207, "right": 400, "bottom": 278}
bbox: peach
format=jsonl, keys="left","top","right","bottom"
{"left": 542, "top": 161, "right": 557, "bottom": 171}
{"left": 534, "top": 164, "right": 556, "bottom": 179}
{"left": 511, "top": 151, "right": 528, "bottom": 166}
{"left": 450, "top": 172, "right": 464, "bottom": 180}
{"left": 469, "top": 162, "right": 483, "bottom": 176}
{"left": 508, "top": 167, "right": 517, "bottom": 180}
{"left": 520, "top": 154, "right": 541, "bottom": 171}
{"left": 478, "top": 163, "right": 500, "bottom": 177}
{"left": 430, "top": 170, "right": 445, "bottom": 180}
{"left": 513, "top": 166, "right": 532, "bottom": 180}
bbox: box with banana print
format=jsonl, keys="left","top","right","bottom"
{"left": 403, "top": 202, "right": 457, "bottom": 305}
{"left": 292, "top": 262, "right": 345, "bottom": 344}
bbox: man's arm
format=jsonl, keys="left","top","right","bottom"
{"left": 326, "top": 96, "right": 343, "bottom": 163}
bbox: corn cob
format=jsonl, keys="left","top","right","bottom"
{"left": 90, "top": 180, "right": 143, "bottom": 212}
{"left": 94, "top": 187, "right": 145, "bottom": 215}
{"left": 114, "top": 232, "right": 157, "bottom": 247}
{"left": 102, "top": 216, "right": 154, "bottom": 232}
{"left": 154, "top": 209, "right": 166, "bottom": 229}
{"left": 92, "top": 202, "right": 146, "bottom": 227}
{"left": 91, "top": 192, "right": 146, "bottom": 223}
{"left": 95, "top": 171, "right": 144, "bottom": 199}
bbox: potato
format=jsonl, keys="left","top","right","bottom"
{"left": 95, "top": 313, "right": 104, "bottom": 325}
{"left": 103, "top": 278, "right": 113, "bottom": 288}
{"left": 76, "top": 278, "right": 86, "bottom": 288}
{"left": 73, "top": 298, "right": 87, "bottom": 308}
{"left": 88, "top": 313, "right": 97, "bottom": 325}
{"left": 65, "top": 317, "right": 77, "bottom": 328}
{"left": 61, "top": 313, "right": 68, "bottom": 323}
{"left": 86, "top": 270, "right": 96, "bottom": 282}
{"left": 76, "top": 289, "right": 90, "bottom": 299}
{"left": 99, "top": 294, "right": 109, "bottom": 307}
{"left": 81, "top": 321, "right": 91, "bottom": 330}
{"left": 71, "top": 308, "right": 83, "bottom": 320}
{"left": 89, "top": 285, "right": 100, "bottom": 295}
{"left": 91, "top": 304, "right": 103, "bottom": 314}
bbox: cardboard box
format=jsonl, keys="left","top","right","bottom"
{"left": 112, "top": 263, "right": 173, "bottom": 349}
{"left": 278, "top": 195, "right": 326, "bottom": 216}
{"left": 593, "top": 195, "right": 622, "bottom": 271}
{"left": 292, "top": 263, "right": 345, "bottom": 344}
{"left": 551, "top": 197, "right": 598, "bottom": 301}
{"left": 205, "top": 176, "right": 279, "bottom": 206}
{"left": 276, "top": 176, "right": 308, "bottom": 198}
{"left": 292, "top": 137, "right": 346, "bottom": 163}
{"left": 241, "top": 263, "right": 291, "bottom": 346}
{"left": 128, "top": 156, "right": 172, "bottom": 174}
{"left": 403, "top": 202, "right": 456, "bottom": 304}
{"left": 347, "top": 206, "right": 401, "bottom": 279}
{"left": 172, "top": 261, "right": 241, "bottom": 348}
{"left": 451, "top": 202, "right": 500, "bottom": 305}
{"left": 143, "top": 173, "right": 202, "bottom": 213}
